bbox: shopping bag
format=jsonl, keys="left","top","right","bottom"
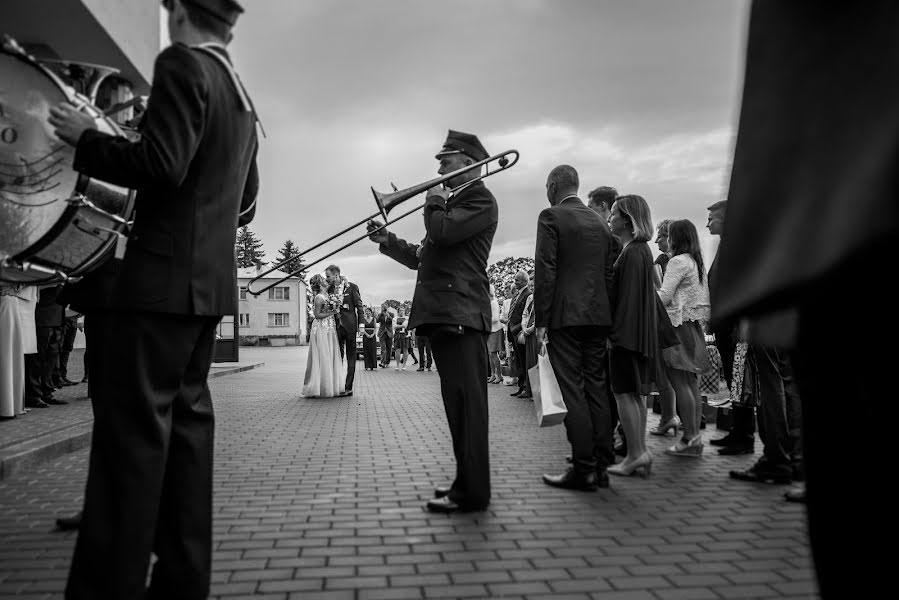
{"left": 529, "top": 341, "right": 567, "bottom": 427}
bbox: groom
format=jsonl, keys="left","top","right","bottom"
{"left": 325, "top": 265, "right": 364, "bottom": 397}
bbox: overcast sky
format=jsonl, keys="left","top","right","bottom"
{"left": 193, "top": 0, "right": 750, "bottom": 306}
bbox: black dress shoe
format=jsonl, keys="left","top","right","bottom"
{"left": 55, "top": 511, "right": 82, "bottom": 531}
{"left": 60, "top": 378, "right": 79, "bottom": 387}
{"left": 425, "top": 496, "right": 460, "bottom": 513}
{"left": 510, "top": 390, "right": 522, "bottom": 397}
{"left": 44, "top": 398, "right": 69, "bottom": 406}
{"left": 338, "top": 390, "right": 353, "bottom": 397}
{"left": 25, "top": 399, "right": 50, "bottom": 409}
{"left": 542, "top": 469, "right": 599, "bottom": 492}
{"left": 595, "top": 468, "right": 610, "bottom": 489}
{"left": 729, "top": 464, "right": 792, "bottom": 484}
{"left": 434, "top": 485, "right": 452, "bottom": 498}
{"left": 717, "top": 444, "right": 754, "bottom": 456}
{"left": 709, "top": 434, "right": 734, "bottom": 447}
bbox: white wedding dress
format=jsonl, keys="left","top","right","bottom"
{"left": 302, "top": 294, "right": 346, "bottom": 398}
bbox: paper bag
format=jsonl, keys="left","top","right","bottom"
{"left": 529, "top": 341, "right": 567, "bottom": 427}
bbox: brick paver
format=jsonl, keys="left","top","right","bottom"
{"left": 0, "top": 347, "right": 818, "bottom": 599}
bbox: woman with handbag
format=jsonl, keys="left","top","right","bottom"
{"left": 656, "top": 219, "right": 713, "bottom": 457}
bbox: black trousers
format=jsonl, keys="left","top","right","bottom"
{"left": 547, "top": 326, "right": 615, "bottom": 473}
{"left": 336, "top": 325, "right": 356, "bottom": 391}
{"left": 416, "top": 336, "right": 432, "bottom": 368}
{"left": 428, "top": 328, "right": 490, "bottom": 509}
{"left": 25, "top": 325, "right": 60, "bottom": 402}
{"left": 514, "top": 341, "right": 528, "bottom": 391}
{"left": 753, "top": 346, "right": 802, "bottom": 468}
{"left": 379, "top": 336, "right": 393, "bottom": 367}
{"left": 66, "top": 312, "right": 220, "bottom": 600}
{"left": 56, "top": 317, "right": 79, "bottom": 380}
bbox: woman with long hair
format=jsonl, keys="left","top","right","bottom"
{"left": 302, "top": 274, "right": 345, "bottom": 398}
{"left": 361, "top": 307, "right": 378, "bottom": 370}
{"left": 606, "top": 195, "right": 676, "bottom": 477}
{"left": 658, "top": 219, "right": 712, "bottom": 456}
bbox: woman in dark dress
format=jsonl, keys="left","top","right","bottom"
{"left": 606, "top": 195, "right": 674, "bottom": 478}
{"left": 361, "top": 308, "right": 378, "bottom": 370}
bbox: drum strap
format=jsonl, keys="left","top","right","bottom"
{"left": 190, "top": 43, "right": 266, "bottom": 137}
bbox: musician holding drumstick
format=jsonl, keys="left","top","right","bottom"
{"left": 47, "top": 0, "right": 259, "bottom": 597}
{"left": 367, "top": 130, "right": 498, "bottom": 513}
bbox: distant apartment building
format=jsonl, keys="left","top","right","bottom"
{"left": 236, "top": 267, "right": 308, "bottom": 346}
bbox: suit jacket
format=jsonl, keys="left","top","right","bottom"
{"left": 507, "top": 286, "right": 530, "bottom": 339}
{"left": 534, "top": 197, "right": 614, "bottom": 329}
{"left": 379, "top": 180, "right": 498, "bottom": 333}
{"left": 73, "top": 43, "right": 259, "bottom": 316}
{"left": 329, "top": 281, "right": 364, "bottom": 333}
{"left": 376, "top": 313, "right": 393, "bottom": 338}
{"left": 35, "top": 285, "right": 64, "bottom": 327}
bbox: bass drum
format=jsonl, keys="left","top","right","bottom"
{"left": 0, "top": 38, "right": 135, "bottom": 284}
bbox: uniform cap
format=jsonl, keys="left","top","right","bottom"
{"left": 183, "top": 0, "right": 244, "bottom": 26}
{"left": 434, "top": 129, "right": 488, "bottom": 162}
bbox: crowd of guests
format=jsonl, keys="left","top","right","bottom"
{"left": 496, "top": 171, "right": 804, "bottom": 500}
{"left": 367, "top": 305, "right": 434, "bottom": 372}
{"left": 1, "top": 283, "right": 87, "bottom": 420}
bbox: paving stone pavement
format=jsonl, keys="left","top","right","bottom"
{"left": 0, "top": 347, "right": 818, "bottom": 599}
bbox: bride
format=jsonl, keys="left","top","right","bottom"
{"left": 302, "top": 274, "right": 346, "bottom": 398}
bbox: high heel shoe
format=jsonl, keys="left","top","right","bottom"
{"left": 665, "top": 435, "right": 703, "bottom": 457}
{"left": 608, "top": 452, "right": 652, "bottom": 478}
{"left": 649, "top": 416, "right": 680, "bottom": 436}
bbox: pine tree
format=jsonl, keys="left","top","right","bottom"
{"left": 275, "top": 239, "right": 305, "bottom": 278}
{"left": 235, "top": 225, "right": 266, "bottom": 268}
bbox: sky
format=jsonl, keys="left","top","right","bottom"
{"left": 170, "top": 0, "right": 750, "bottom": 306}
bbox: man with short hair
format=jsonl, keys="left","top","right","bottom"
{"left": 507, "top": 270, "right": 531, "bottom": 397}
{"left": 325, "top": 264, "right": 364, "bottom": 396}
{"left": 538, "top": 166, "right": 615, "bottom": 491}
{"left": 367, "top": 129, "right": 497, "bottom": 513}
{"left": 49, "top": 0, "right": 259, "bottom": 596}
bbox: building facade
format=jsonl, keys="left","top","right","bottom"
{"left": 236, "top": 267, "right": 308, "bottom": 346}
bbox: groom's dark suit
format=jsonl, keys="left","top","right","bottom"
{"left": 330, "top": 281, "right": 364, "bottom": 392}
{"left": 534, "top": 196, "right": 615, "bottom": 477}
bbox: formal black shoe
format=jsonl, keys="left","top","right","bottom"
{"left": 709, "top": 434, "right": 735, "bottom": 447}
{"left": 510, "top": 390, "right": 522, "bottom": 397}
{"left": 55, "top": 511, "right": 82, "bottom": 531}
{"left": 338, "top": 390, "right": 353, "bottom": 397}
{"left": 59, "top": 378, "right": 79, "bottom": 387}
{"left": 44, "top": 398, "right": 69, "bottom": 406}
{"left": 710, "top": 433, "right": 753, "bottom": 447}
{"left": 425, "top": 496, "right": 460, "bottom": 513}
{"left": 417, "top": 367, "right": 425, "bottom": 372}
{"left": 717, "top": 444, "right": 755, "bottom": 456}
{"left": 784, "top": 488, "right": 806, "bottom": 503}
{"left": 434, "top": 485, "right": 452, "bottom": 498}
{"left": 24, "top": 399, "right": 49, "bottom": 409}
{"left": 729, "top": 465, "right": 792, "bottom": 484}
{"left": 518, "top": 393, "right": 532, "bottom": 399}
{"left": 542, "top": 469, "right": 599, "bottom": 492}
{"left": 595, "top": 468, "right": 611, "bottom": 489}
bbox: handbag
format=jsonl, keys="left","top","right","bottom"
{"left": 529, "top": 340, "right": 567, "bottom": 427}
{"left": 516, "top": 330, "right": 526, "bottom": 345}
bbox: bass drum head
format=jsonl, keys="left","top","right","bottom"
{"left": 0, "top": 51, "right": 79, "bottom": 266}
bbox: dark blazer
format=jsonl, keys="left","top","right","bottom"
{"left": 507, "top": 287, "right": 530, "bottom": 339}
{"left": 330, "top": 281, "right": 364, "bottom": 333}
{"left": 534, "top": 197, "right": 614, "bottom": 329}
{"left": 35, "top": 285, "right": 64, "bottom": 327}
{"left": 73, "top": 43, "right": 259, "bottom": 316}
{"left": 376, "top": 312, "right": 393, "bottom": 338}
{"left": 379, "top": 180, "right": 498, "bottom": 333}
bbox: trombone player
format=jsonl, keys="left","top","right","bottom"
{"left": 367, "top": 130, "right": 498, "bottom": 513}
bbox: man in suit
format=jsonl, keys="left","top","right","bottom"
{"left": 325, "top": 264, "right": 364, "bottom": 396}
{"left": 376, "top": 306, "right": 393, "bottom": 368}
{"left": 48, "top": 0, "right": 259, "bottom": 597}
{"left": 24, "top": 285, "right": 67, "bottom": 408}
{"left": 367, "top": 129, "right": 498, "bottom": 513}
{"left": 536, "top": 165, "right": 615, "bottom": 491}
{"left": 506, "top": 270, "right": 530, "bottom": 397}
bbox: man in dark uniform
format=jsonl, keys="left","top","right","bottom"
{"left": 325, "top": 264, "right": 365, "bottom": 396}
{"left": 367, "top": 130, "right": 498, "bottom": 513}
{"left": 24, "top": 284, "right": 67, "bottom": 407}
{"left": 53, "top": 309, "right": 81, "bottom": 388}
{"left": 48, "top": 0, "right": 259, "bottom": 597}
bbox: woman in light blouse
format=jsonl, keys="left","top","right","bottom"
{"left": 657, "top": 219, "right": 712, "bottom": 457}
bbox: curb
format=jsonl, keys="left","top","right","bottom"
{"left": 0, "top": 362, "right": 265, "bottom": 481}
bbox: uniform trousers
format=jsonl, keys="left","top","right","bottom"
{"left": 428, "top": 327, "right": 490, "bottom": 509}
{"left": 416, "top": 335, "right": 432, "bottom": 368}
{"left": 25, "top": 326, "right": 60, "bottom": 402}
{"left": 546, "top": 326, "right": 614, "bottom": 474}
{"left": 56, "top": 316, "right": 79, "bottom": 381}
{"left": 66, "top": 311, "right": 220, "bottom": 600}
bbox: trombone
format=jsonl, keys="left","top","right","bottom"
{"left": 246, "top": 149, "right": 519, "bottom": 296}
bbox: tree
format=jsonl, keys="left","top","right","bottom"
{"left": 275, "top": 239, "right": 306, "bottom": 279}
{"left": 235, "top": 226, "right": 266, "bottom": 268}
{"left": 487, "top": 257, "right": 534, "bottom": 299}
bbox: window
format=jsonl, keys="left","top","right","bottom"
{"left": 268, "top": 287, "right": 290, "bottom": 300}
{"left": 268, "top": 313, "right": 289, "bottom": 327}
{"left": 239, "top": 287, "right": 247, "bottom": 300}
{"left": 239, "top": 313, "right": 250, "bottom": 327}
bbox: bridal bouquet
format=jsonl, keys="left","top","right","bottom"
{"left": 328, "top": 275, "right": 348, "bottom": 312}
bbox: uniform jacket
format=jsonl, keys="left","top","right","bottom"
{"left": 330, "top": 281, "right": 364, "bottom": 333}
{"left": 57, "top": 254, "right": 121, "bottom": 315}
{"left": 379, "top": 180, "right": 498, "bottom": 333}
{"left": 73, "top": 43, "right": 259, "bottom": 316}
{"left": 534, "top": 197, "right": 614, "bottom": 329}
{"left": 35, "top": 285, "right": 64, "bottom": 327}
